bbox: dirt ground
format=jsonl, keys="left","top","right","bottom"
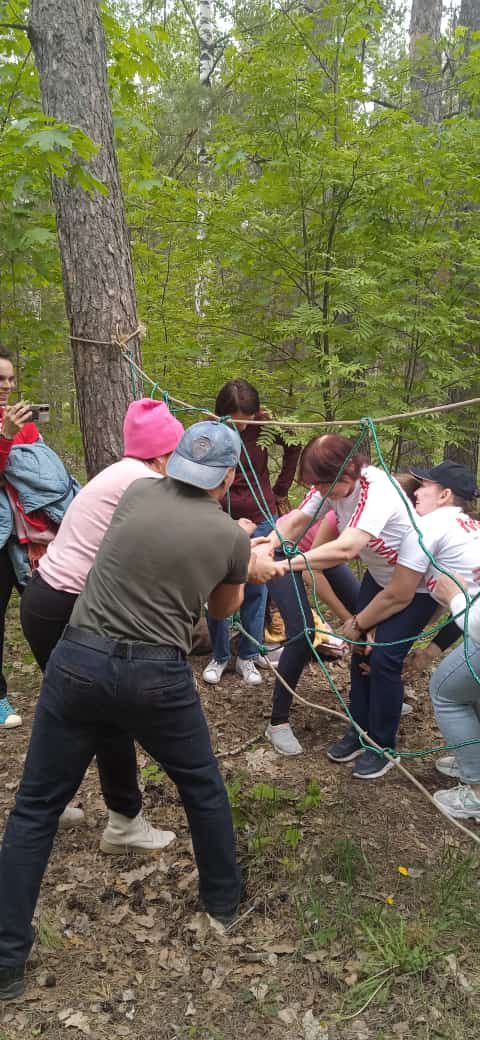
{"left": 1, "top": 611, "right": 479, "bottom": 1040}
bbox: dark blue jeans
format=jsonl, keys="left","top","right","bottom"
{"left": 268, "top": 563, "right": 360, "bottom": 724}
{"left": 207, "top": 518, "right": 275, "bottom": 661}
{"left": 0, "top": 628, "right": 240, "bottom": 969}
{"left": 349, "top": 571, "right": 437, "bottom": 749}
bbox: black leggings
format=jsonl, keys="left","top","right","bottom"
{"left": 0, "top": 544, "right": 23, "bottom": 699}
{"left": 21, "top": 571, "right": 141, "bottom": 818}
{"left": 268, "top": 563, "right": 360, "bottom": 725}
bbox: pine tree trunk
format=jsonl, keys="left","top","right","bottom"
{"left": 28, "top": 0, "right": 142, "bottom": 477}
{"left": 409, "top": 0, "right": 443, "bottom": 122}
{"left": 195, "top": 0, "right": 215, "bottom": 362}
{"left": 443, "top": 0, "right": 480, "bottom": 472}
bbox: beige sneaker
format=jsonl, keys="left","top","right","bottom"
{"left": 100, "top": 811, "right": 176, "bottom": 855}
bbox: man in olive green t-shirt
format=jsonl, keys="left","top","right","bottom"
{"left": 0, "top": 422, "right": 278, "bottom": 1001}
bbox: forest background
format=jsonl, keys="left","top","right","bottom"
{"left": 0, "top": 0, "right": 480, "bottom": 479}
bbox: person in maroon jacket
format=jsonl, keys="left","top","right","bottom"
{"left": 0, "top": 346, "right": 47, "bottom": 729}
{"left": 203, "top": 379, "right": 301, "bottom": 686}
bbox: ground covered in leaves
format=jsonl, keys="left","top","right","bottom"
{"left": 1, "top": 606, "right": 480, "bottom": 1040}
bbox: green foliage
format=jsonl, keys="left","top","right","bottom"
{"left": 1, "top": 0, "right": 480, "bottom": 466}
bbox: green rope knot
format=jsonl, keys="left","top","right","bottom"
{"left": 218, "top": 414, "right": 232, "bottom": 424}
{"left": 281, "top": 539, "right": 298, "bottom": 558}
{"left": 150, "top": 382, "right": 159, "bottom": 399}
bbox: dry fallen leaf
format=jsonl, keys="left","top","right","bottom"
{"left": 119, "top": 864, "right": 159, "bottom": 885}
{"left": 278, "top": 1007, "right": 298, "bottom": 1026}
{"left": 64, "top": 1011, "right": 91, "bottom": 1035}
{"left": 302, "top": 1009, "right": 329, "bottom": 1040}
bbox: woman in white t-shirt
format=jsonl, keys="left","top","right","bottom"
{"left": 264, "top": 434, "right": 438, "bottom": 776}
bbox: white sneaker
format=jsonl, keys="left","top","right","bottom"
{"left": 433, "top": 784, "right": 480, "bottom": 821}
{"left": 59, "top": 804, "right": 85, "bottom": 829}
{"left": 435, "top": 755, "right": 462, "bottom": 779}
{"left": 0, "top": 696, "right": 22, "bottom": 728}
{"left": 202, "top": 659, "right": 229, "bottom": 684}
{"left": 401, "top": 702, "right": 413, "bottom": 716}
{"left": 236, "top": 658, "right": 262, "bottom": 685}
{"left": 100, "top": 811, "right": 176, "bottom": 855}
{"left": 265, "top": 722, "right": 303, "bottom": 756}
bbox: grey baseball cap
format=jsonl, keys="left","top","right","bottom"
{"left": 166, "top": 420, "right": 242, "bottom": 490}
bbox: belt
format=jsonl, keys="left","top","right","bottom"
{"left": 63, "top": 624, "right": 185, "bottom": 661}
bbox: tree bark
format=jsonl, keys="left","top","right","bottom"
{"left": 409, "top": 0, "right": 443, "bottom": 122}
{"left": 28, "top": 0, "right": 142, "bottom": 477}
{"left": 443, "top": 0, "right": 480, "bottom": 471}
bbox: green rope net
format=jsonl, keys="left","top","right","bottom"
{"left": 122, "top": 353, "right": 480, "bottom": 761}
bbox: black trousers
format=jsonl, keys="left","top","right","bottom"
{"left": 0, "top": 544, "right": 23, "bottom": 698}
{"left": 20, "top": 571, "right": 141, "bottom": 818}
{"left": 0, "top": 628, "right": 240, "bottom": 968}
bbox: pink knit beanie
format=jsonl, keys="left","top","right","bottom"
{"left": 123, "top": 399, "right": 184, "bottom": 459}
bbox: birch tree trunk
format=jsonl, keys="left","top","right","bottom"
{"left": 28, "top": 0, "right": 142, "bottom": 477}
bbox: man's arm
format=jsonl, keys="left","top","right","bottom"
{"left": 208, "top": 582, "right": 245, "bottom": 620}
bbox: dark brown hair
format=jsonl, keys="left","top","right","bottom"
{"left": 299, "top": 434, "right": 368, "bottom": 486}
{"left": 0, "top": 345, "right": 13, "bottom": 362}
{"left": 215, "top": 379, "right": 260, "bottom": 417}
{"left": 394, "top": 473, "right": 420, "bottom": 505}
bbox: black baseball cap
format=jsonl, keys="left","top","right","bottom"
{"left": 410, "top": 461, "right": 479, "bottom": 500}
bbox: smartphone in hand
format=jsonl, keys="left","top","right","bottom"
{"left": 30, "top": 404, "right": 50, "bottom": 423}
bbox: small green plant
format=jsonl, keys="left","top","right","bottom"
{"left": 140, "top": 762, "right": 165, "bottom": 785}
{"left": 360, "top": 910, "right": 442, "bottom": 975}
{"left": 298, "top": 779, "right": 322, "bottom": 811}
{"left": 36, "top": 915, "right": 66, "bottom": 950}
{"left": 326, "top": 837, "right": 367, "bottom": 884}
{"left": 296, "top": 891, "right": 339, "bottom": 951}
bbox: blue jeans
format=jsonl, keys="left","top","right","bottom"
{"left": 0, "top": 627, "right": 240, "bottom": 969}
{"left": 207, "top": 519, "right": 275, "bottom": 662}
{"left": 430, "top": 640, "right": 480, "bottom": 784}
{"left": 268, "top": 562, "right": 361, "bottom": 724}
{"left": 350, "top": 572, "right": 437, "bottom": 749}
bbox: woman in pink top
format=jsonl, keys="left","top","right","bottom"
{"left": 20, "top": 399, "right": 184, "bottom": 854}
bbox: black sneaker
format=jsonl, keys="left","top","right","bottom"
{"left": 352, "top": 749, "right": 397, "bottom": 779}
{"left": 0, "top": 965, "right": 25, "bottom": 1001}
{"left": 327, "top": 729, "right": 363, "bottom": 762}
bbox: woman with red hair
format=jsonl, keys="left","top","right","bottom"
{"left": 265, "top": 434, "right": 438, "bottom": 777}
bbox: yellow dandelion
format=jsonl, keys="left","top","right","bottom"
{"left": 386, "top": 895, "right": 395, "bottom": 906}
{"left": 398, "top": 865, "right": 409, "bottom": 877}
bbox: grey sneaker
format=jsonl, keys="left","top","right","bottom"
{"left": 236, "top": 658, "right": 262, "bottom": 685}
{"left": 202, "top": 659, "right": 229, "bottom": 684}
{"left": 435, "top": 755, "right": 462, "bottom": 779}
{"left": 327, "top": 729, "right": 363, "bottom": 762}
{"left": 265, "top": 722, "right": 303, "bottom": 756}
{"left": 433, "top": 784, "right": 480, "bottom": 820}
